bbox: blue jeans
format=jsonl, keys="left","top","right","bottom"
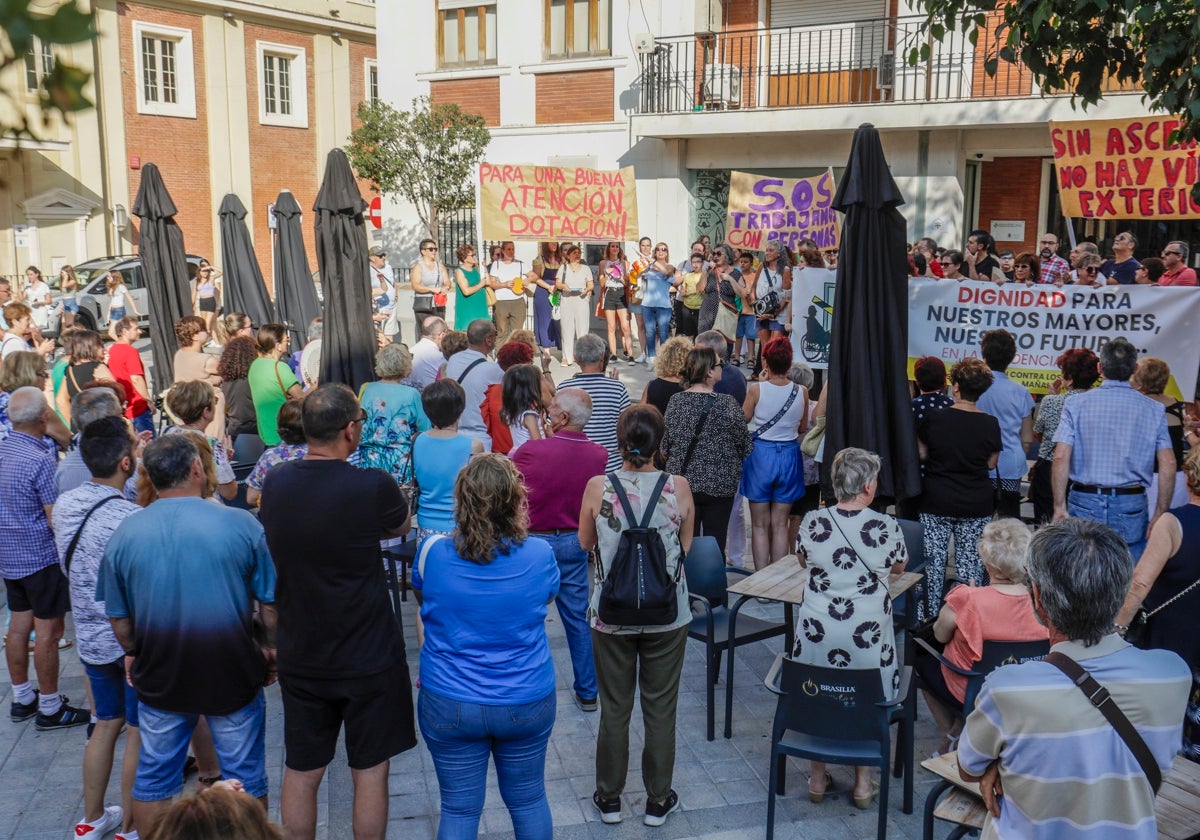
{"left": 134, "top": 692, "right": 267, "bottom": 801}
{"left": 642, "top": 306, "right": 673, "bottom": 356}
{"left": 541, "top": 531, "right": 596, "bottom": 700}
{"left": 1068, "top": 489, "right": 1148, "bottom": 562}
{"left": 418, "top": 688, "right": 555, "bottom": 840}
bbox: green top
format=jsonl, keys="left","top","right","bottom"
{"left": 248, "top": 357, "right": 299, "bottom": 445}
{"left": 51, "top": 357, "right": 69, "bottom": 423}
{"left": 454, "top": 264, "right": 490, "bottom": 330}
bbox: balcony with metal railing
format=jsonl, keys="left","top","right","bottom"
{"left": 636, "top": 15, "right": 1134, "bottom": 117}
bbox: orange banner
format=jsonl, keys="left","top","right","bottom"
{"left": 1050, "top": 116, "right": 1200, "bottom": 219}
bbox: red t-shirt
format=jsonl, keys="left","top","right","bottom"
{"left": 106, "top": 342, "right": 149, "bottom": 418}
{"left": 1160, "top": 266, "right": 1198, "bottom": 287}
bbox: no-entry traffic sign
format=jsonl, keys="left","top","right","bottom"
{"left": 369, "top": 195, "right": 383, "bottom": 229}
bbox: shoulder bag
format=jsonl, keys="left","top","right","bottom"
{"left": 800, "top": 415, "right": 826, "bottom": 458}
{"left": 455, "top": 357, "right": 486, "bottom": 385}
{"left": 751, "top": 384, "right": 799, "bottom": 441}
{"left": 1045, "top": 651, "right": 1163, "bottom": 793}
{"left": 273, "top": 361, "right": 297, "bottom": 401}
{"left": 483, "top": 262, "right": 498, "bottom": 307}
{"left": 677, "top": 394, "right": 716, "bottom": 476}
{"left": 1124, "top": 572, "right": 1200, "bottom": 647}
{"left": 63, "top": 495, "right": 123, "bottom": 573}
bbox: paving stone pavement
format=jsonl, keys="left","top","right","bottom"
{"left": 1, "top": 594, "right": 948, "bottom": 840}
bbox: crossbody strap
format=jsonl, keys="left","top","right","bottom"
{"left": 679, "top": 394, "right": 717, "bottom": 476}
{"left": 456, "top": 358, "right": 485, "bottom": 385}
{"left": 752, "top": 384, "right": 799, "bottom": 440}
{"left": 824, "top": 510, "right": 887, "bottom": 586}
{"left": 64, "top": 494, "right": 122, "bottom": 573}
{"left": 417, "top": 533, "right": 448, "bottom": 581}
{"left": 1045, "top": 651, "right": 1162, "bottom": 793}
{"left": 1145, "top": 574, "right": 1200, "bottom": 618}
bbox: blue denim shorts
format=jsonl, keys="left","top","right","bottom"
{"left": 134, "top": 692, "right": 267, "bottom": 801}
{"left": 740, "top": 438, "right": 804, "bottom": 503}
{"left": 736, "top": 314, "right": 758, "bottom": 339}
{"left": 62, "top": 298, "right": 79, "bottom": 313}
{"left": 109, "top": 306, "right": 126, "bottom": 322}
{"left": 84, "top": 658, "right": 139, "bottom": 726}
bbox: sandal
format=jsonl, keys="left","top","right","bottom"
{"left": 853, "top": 780, "right": 880, "bottom": 810}
{"left": 808, "top": 771, "right": 834, "bottom": 803}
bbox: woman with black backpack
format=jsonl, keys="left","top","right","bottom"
{"left": 578, "top": 404, "right": 695, "bottom": 829}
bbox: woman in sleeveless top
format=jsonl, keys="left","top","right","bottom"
{"left": 57, "top": 330, "right": 113, "bottom": 427}
{"left": 530, "top": 241, "right": 562, "bottom": 352}
{"left": 579, "top": 404, "right": 695, "bottom": 825}
{"left": 599, "top": 241, "right": 634, "bottom": 363}
{"left": 1133, "top": 357, "right": 1191, "bottom": 511}
{"left": 453, "top": 243, "right": 490, "bottom": 330}
{"left": 1117, "top": 447, "right": 1200, "bottom": 762}
{"left": 741, "top": 337, "right": 808, "bottom": 569}
{"left": 410, "top": 238, "right": 450, "bottom": 337}
{"left": 194, "top": 258, "right": 222, "bottom": 332}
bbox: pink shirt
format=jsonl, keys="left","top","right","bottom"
{"left": 941, "top": 584, "right": 1048, "bottom": 703}
{"left": 511, "top": 430, "right": 607, "bottom": 531}
{"left": 1160, "top": 266, "right": 1198, "bottom": 287}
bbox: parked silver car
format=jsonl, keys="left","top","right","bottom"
{"left": 44, "top": 254, "right": 202, "bottom": 337}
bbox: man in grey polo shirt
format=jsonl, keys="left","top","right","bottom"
{"left": 441, "top": 319, "right": 503, "bottom": 451}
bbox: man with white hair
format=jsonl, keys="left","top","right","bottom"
{"left": 512, "top": 389, "right": 608, "bottom": 711}
{"left": 406, "top": 316, "right": 448, "bottom": 391}
{"left": 559, "top": 334, "right": 632, "bottom": 472}
{"left": 0, "top": 387, "right": 89, "bottom": 730}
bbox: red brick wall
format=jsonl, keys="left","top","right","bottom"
{"left": 348, "top": 40, "right": 378, "bottom": 204}
{"left": 725, "top": 0, "right": 759, "bottom": 26}
{"left": 118, "top": 3, "right": 212, "bottom": 257}
{"left": 534, "top": 70, "right": 613, "bottom": 124}
{"left": 978, "top": 156, "right": 1043, "bottom": 255}
{"left": 430, "top": 77, "right": 501, "bottom": 127}
{"left": 244, "top": 23, "right": 318, "bottom": 291}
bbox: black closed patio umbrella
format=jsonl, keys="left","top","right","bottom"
{"left": 219, "top": 193, "right": 275, "bottom": 330}
{"left": 132, "top": 163, "right": 193, "bottom": 388}
{"left": 272, "top": 189, "right": 322, "bottom": 350}
{"left": 314, "top": 149, "right": 374, "bottom": 392}
{"left": 822, "top": 124, "right": 921, "bottom": 502}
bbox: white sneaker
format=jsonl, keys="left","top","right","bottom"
{"left": 73, "top": 805, "right": 122, "bottom": 838}
{"left": 634, "top": 354, "right": 646, "bottom": 364}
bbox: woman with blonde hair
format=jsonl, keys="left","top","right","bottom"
{"left": 413, "top": 455, "right": 560, "bottom": 838}
{"left": 641, "top": 335, "right": 691, "bottom": 415}
{"left": 144, "top": 781, "right": 281, "bottom": 840}
{"left": 354, "top": 342, "right": 431, "bottom": 485}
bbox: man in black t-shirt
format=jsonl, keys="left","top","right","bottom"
{"left": 964, "top": 230, "right": 1004, "bottom": 283}
{"left": 259, "top": 383, "right": 414, "bottom": 840}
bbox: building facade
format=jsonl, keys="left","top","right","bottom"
{"left": 379, "top": 0, "right": 1190, "bottom": 266}
{"left": 1, "top": 0, "right": 376, "bottom": 288}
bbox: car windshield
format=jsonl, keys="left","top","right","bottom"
{"left": 77, "top": 266, "right": 115, "bottom": 291}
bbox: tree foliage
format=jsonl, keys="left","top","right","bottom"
{"left": 1, "top": 0, "right": 96, "bottom": 137}
{"left": 909, "top": 0, "right": 1200, "bottom": 146}
{"left": 346, "top": 97, "right": 491, "bottom": 242}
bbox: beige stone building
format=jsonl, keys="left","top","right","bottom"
{"left": 1, "top": 0, "right": 376, "bottom": 288}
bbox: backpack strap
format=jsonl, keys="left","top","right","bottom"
{"left": 640, "top": 471, "right": 671, "bottom": 529}
{"left": 1045, "top": 651, "right": 1163, "bottom": 793}
{"left": 608, "top": 472, "right": 638, "bottom": 527}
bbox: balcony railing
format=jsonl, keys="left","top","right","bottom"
{"left": 637, "top": 15, "right": 1052, "bottom": 115}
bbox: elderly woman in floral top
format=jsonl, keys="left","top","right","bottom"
{"left": 246, "top": 399, "right": 307, "bottom": 507}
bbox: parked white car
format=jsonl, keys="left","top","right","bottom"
{"left": 44, "top": 254, "right": 202, "bottom": 337}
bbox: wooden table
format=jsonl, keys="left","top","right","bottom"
{"left": 720, "top": 557, "right": 923, "bottom": 739}
{"left": 920, "top": 752, "right": 1200, "bottom": 839}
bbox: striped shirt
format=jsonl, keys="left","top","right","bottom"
{"left": 959, "top": 635, "right": 1190, "bottom": 839}
{"left": 558, "top": 373, "right": 632, "bottom": 473}
{"left": 1052, "top": 380, "right": 1171, "bottom": 488}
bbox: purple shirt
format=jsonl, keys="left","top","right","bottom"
{"left": 512, "top": 430, "right": 607, "bottom": 531}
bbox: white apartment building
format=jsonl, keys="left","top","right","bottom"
{"left": 379, "top": 0, "right": 1190, "bottom": 266}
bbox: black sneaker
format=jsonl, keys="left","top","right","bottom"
{"left": 625, "top": 354, "right": 636, "bottom": 366}
{"left": 574, "top": 692, "right": 598, "bottom": 712}
{"left": 643, "top": 790, "right": 680, "bottom": 827}
{"left": 609, "top": 354, "right": 618, "bottom": 363}
{"left": 593, "top": 791, "right": 622, "bottom": 824}
{"left": 34, "top": 700, "right": 90, "bottom": 731}
{"left": 10, "top": 689, "right": 39, "bottom": 722}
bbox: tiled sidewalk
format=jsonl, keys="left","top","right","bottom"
{"left": 0, "top": 597, "right": 945, "bottom": 840}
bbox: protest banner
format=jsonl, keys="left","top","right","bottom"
{"left": 907, "top": 279, "right": 1200, "bottom": 399}
{"left": 789, "top": 267, "right": 837, "bottom": 369}
{"left": 1049, "top": 116, "right": 1200, "bottom": 219}
{"left": 477, "top": 163, "right": 638, "bottom": 242}
{"left": 725, "top": 170, "right": 839, "bottom": 252}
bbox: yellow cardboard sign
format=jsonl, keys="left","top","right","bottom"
{"left": 477, "top": 163, "right": 638, "bottom": 242}
{"left": 725, "top": 169, "right": 839, "bottom": 251}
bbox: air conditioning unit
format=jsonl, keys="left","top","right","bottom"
{"left": 703, "top": 63, "right": 742, "bottom": 107}
{"left": 876, "top": 51, "right": 895, "bottom": 89}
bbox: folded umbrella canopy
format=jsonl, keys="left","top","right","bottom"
{"left": 219, "top": 193, "right": 275, "bottom": 330}
{"left": 822, "top": 124, "right": 921, "bottom": 501}
{"left": 314, "top": 149, "right": 375, "bottom": 392}
{"left": 272, "top": 189, "right": 322, "bottom": 350}
{"left": 132, "top": 163, "right": 193, "bottom": 388}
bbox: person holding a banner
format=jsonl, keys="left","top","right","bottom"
{"left": 555, "top": 245, "right": 595, "bottom": 367}
{"left": 1160, "top": 242, "right": 1199, "bottom": 287}
{"left": 599, "top": 242, "right": 634, "bottom": 364}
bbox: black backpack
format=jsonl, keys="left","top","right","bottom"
{"left": 598, "top": 472, "right": 680, "bottom": 626}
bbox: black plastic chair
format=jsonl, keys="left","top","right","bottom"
{"left": 895, "top": 518, "right": 928, "bottom": 629}
{"left": 382, "top": 540, "right": 418, "bottom": 604}
{"left": 684, "top": 536, "right": 787, "bottom": 741}
{"left": 764, "top": 656, "right": 915, "bottom": 840}
{"left": 231, "top": 433, "right": 265, "bottom": 472}
{"left": 915, "top": 637, "right": 1048, "bottom": 718}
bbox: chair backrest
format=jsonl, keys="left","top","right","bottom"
{"left": 897, "top": 519, "right": 926, "bottom": 572}
{"left": 684, "top": 535, "right": 728, "bottom": 608}
{"left": 232, "top": 433, "right": 266, "bottom": 467}
{"left": 963, "top": 639, "right": 1050, "bottom": 716}
{"left": 777, "top": 658, "right": 889, "bottom": 744}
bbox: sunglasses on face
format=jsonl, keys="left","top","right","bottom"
{"left": 1083, "top": 267, "right": 1099, "bottom": 274}
{"left": 1163, "top": 250, "right": 1182, "bottom": 257}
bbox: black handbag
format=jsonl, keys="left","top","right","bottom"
{"left": 1125, "top": 573, "right": 1200, "bottom": 648}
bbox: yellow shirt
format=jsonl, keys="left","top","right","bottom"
{"left": 681, "top": 271, "right": 704, "bottom": 309}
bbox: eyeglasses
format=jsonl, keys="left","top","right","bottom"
{"left": 939, "top": 260, "right": 954, "bottom": 266}
{"left": 422, "top": 246, "right": 438, "bottom": 252}
{"left": 1163, "top": 250, "right": 1183, "bottom": 257}
{"left": 824, "top": 250, "right": 838, "bottom": 256}
{"left": 351, "top": 412, "right": 368, "bottom": 425}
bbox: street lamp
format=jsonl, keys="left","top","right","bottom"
{"left": 113, "top": 204, "right": 129, "bottom": 257}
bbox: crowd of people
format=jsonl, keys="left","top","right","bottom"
{"left": 1, "top": 224, "right": 1199, "bottom": 840}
